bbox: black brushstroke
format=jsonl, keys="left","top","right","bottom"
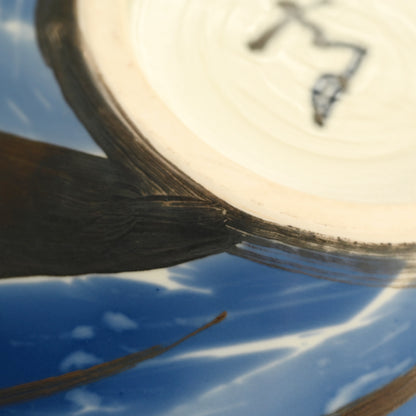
{"left": 0, "top": 132, "right": 236, "bottom": 278}
{"left": 0, "top": 311, "right": 227, "bottom": 407}
{"left": 324, "top": 360, "right": 416, "bottom": 416}
{"left": 33, "top": 0, "right": 416, "bottom": 275}
{"left": 0, "top": 0, "right": 410, "bottom": 285}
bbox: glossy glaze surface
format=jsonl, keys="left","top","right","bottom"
{"left": 1, "top": 2, "right": 416, "bottom": 416}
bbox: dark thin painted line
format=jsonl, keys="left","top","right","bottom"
{"left": 0, "top": 311, "right": 227, "bottom": 407}
{"left": 248, "top": 0, "right": 330, "bottom": 51}
{"left": 248, "top": 1, "right": 367, "bottom": 126}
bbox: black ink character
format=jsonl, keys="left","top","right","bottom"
{"left": 249, "top": 1, "right": 367, "bottom": 126}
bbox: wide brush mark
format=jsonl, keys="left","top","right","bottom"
{"left": 0, "top": 132, "right": 236, "bottom": 278}
{"left": 0, "top": 131, "right": 408, "bottom": 285}
{"left": 34, "top": 0, "right": 416, "bottom": 276}
{"left": 324, "top": 361, "right": 416, "bottom": 416}
{"left": 0, "top": 311, "right": 227, "bottom": 407}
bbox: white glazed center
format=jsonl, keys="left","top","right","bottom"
{"left": 131, "top": 0, "right": 416, "bottom": 204}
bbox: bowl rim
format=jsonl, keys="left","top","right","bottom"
{"left": 35, "top": 0, "right": 416, "bottom": 257}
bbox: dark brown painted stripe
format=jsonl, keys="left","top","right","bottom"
{"left": 0, "top": 132, "right": 236, "bottom": 278}
{"left": 325, "top": 362, "right": 416, "bottom": 416}
{"left": 0, "top": 311, "right": 227, "bottom": 407}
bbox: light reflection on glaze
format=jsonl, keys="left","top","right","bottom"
{"left": 0, "top": 0, "right": 101, "bottom": 154}
{"left": 132, "top": 0, "right": 416, "bottom": 204}
{"left": 1, "top": 1, "right": 416, "bottom": 415}
{"left": 1, "top": 254, "right": 411, "bottom": 415}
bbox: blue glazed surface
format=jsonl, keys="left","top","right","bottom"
{"left": 0, "top": 1, "right": 415, "bottom": 415}
{"left": 1, "top": 254, "right": 414, "bottom": 416}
